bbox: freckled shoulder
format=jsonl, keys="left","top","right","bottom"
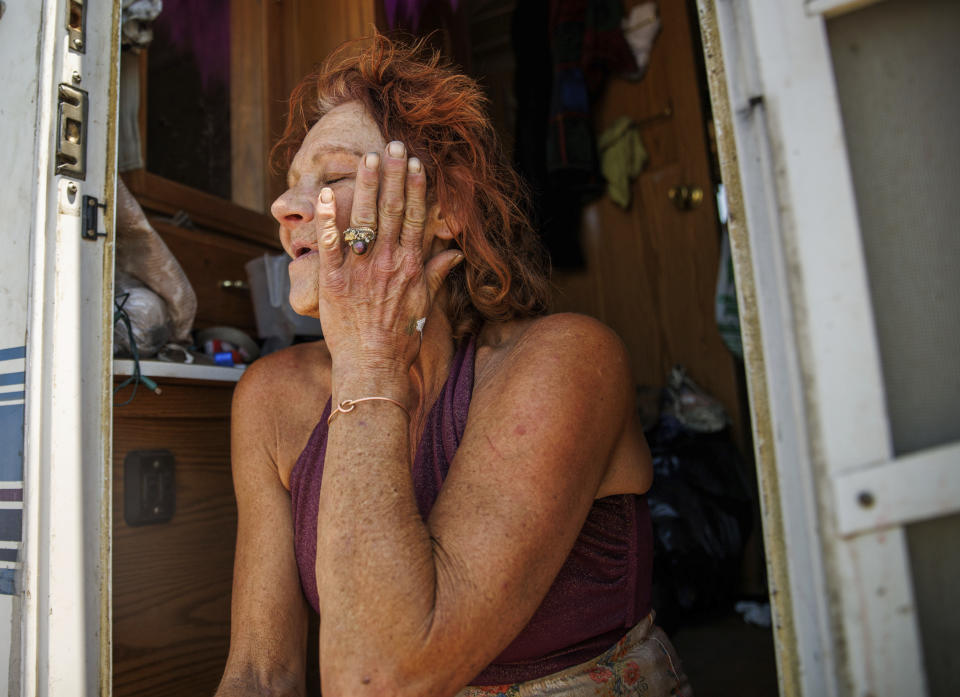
{"left": 475, "top": 313, "right": 632, "bottom": 392}
{"left": 472, "top": 314, "right": 648, "bottom": 497}
{"left": 233, "top": 341, "right": 333, "bottom": 485}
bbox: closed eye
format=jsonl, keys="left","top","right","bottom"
{"left": 324, "top": 174, "right": 354, "bottom": 186}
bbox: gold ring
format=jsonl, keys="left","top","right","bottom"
{"left": 343, "top": 226, "right": 377, "bottom": 255}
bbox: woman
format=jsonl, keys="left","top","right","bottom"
{"left": 217, "top": 35, "right": 690, "bottom": 697}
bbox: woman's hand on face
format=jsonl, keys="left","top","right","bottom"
{"left": 312, "top": 141, "right": 462, "bottom": 378}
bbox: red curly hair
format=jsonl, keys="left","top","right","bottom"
{"left": 272, "top": 33, "right": 550, "bottom": 337}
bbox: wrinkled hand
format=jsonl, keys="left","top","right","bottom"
{"left": 313, "top": 141, "right": 462, "bottom": 378}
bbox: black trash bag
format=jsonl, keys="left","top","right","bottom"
{"left": 646, "top": 412, "right": 754, "bottom": 632}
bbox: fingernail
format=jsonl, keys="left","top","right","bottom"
{"left": 320, "top": 187, "right": 333, "bottom": 204}
{"left": 452, "top": 253, "right": 464, "bottom": 267}
{"left": 365, "top": 152, "right": 379, "bottom": 169}
{"left": 408, "top": 157, "right": 422, "bottom": 174}
{"left": 387, "top": 141, "right": 405, "bottom": 158}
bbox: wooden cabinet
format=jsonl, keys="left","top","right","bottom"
{"left": 122, "top": 170, "right": 282, "bottom": 336}
{"left": 112, "top": 378, "right": 237, "bottom": 697}
{"left": 113, "top": 165, "right": 281, "bottom": 697}
{"left": 111, "top": 176, "right": 275, "bottom": 697}
{"left": 113, "top": 3, "right": 383, "bottom": 695}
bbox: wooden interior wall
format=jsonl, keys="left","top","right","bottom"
{"left": 249, "top": 0, "right": 748, "bottom": 443}
{"left": 551, "top": 0, "right": 746, "bottom": 444}
{"left": 231, "top": 0, "right": 381, "bottom": 213}
{"left": 112, "top": 381, "right": 237, "bottom": 697}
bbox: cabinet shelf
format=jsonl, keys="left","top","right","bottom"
{"left": 114, "top": 359, "right": 246, "bottom": 383}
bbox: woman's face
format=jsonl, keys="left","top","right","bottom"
{"left": 271, "top": 101, "right": 385, "bottom": 316}
{"left": 271, "top": 101, "right": 452, "bottom": 319}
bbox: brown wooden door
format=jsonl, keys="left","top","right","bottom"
{"left": 553, "top": 0, "right": 745, "bottom": 443}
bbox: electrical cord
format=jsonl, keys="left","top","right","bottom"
{"left": 114, "top": 293, "right": 162, "bottom": 406}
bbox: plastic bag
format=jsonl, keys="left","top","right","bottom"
{"left": 116, "top": 179, "right": 196, "bottom": 343}
{"left": 662, "top": 366, "right": 728, "bottom": 433}
{"left": 645, "top": 379, "right": 753, "bottom": 630}
{"left": 114, "top": 271, "right": 171, "bottom": 358}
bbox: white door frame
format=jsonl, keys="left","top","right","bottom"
{"left": 698, "top": 0, "right": 937, "bottom": 695}
{"left": 20, "top": 1, "right": 119, "bottom": 695}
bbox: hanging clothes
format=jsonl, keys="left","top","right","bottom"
{"left": 598, "top": 116, "right": 648, "bottom": 209}
{"left": 546, "top": 0, "right": 637, "bottom": 176}
{"left": 514, "top": 0, "right": 638, "bottom": 269}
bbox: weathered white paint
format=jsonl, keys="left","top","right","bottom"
{"left": 705, "top": 1, "right": 839, "bottom": 693}
{"left": 834, "top": 444, "right": 960, "bottom": 537}
{"left": 743, "top": 0, "right": 891, "bottom": 477}
{"left": 0, "top": 0, "right": 43, "bottom": 346}
{"left": 18, "top": 0, "right": 119, "bottom": 695}
{"left": 0, "top": 596, "right": 10, "bottom": 693}
{"left": 0, "top": 0, "right": 48, "bottom": 692}
{"left": 703, "top": 0, "right": 933, "bottom": 695}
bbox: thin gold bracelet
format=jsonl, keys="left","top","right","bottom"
{"left": 327, "top": 396, "right": 410, "bottom": 426}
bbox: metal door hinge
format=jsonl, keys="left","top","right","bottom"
{"left": 56, "top": 84, "right": 88, "bottom": 179}
{"left": 82, "top": 196, "right": 107, "bottom": 240}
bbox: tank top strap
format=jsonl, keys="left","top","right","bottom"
{"left": 411, "top": 334, "right": 477, "bottom": 517}
{"left": 290, "top": 335, "right": 477, "bottom": 520}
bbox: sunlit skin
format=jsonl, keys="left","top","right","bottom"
{"left": 272, "top": 102, "right": 453, "bottom": 321}
{"left": 217, "top": 101, "right": 654, "bottom": 697}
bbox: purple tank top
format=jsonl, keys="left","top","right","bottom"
{"left": 289, "top": 336, "right": 653, "bottom": 685}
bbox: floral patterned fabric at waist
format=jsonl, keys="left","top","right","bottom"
{"left": 457, "top": 613, "right": 693, "bottom": 697}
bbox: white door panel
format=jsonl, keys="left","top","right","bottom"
{"left": 700, "top": 0, "right": 957, "bottom": 694}
{"left": 14, "top": 1, "right": 119, "bottom": 695}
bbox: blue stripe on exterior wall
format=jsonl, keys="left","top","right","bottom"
{"left": 0, "top": 511, "right": 22, "bottom": 542}
{"left": 0, "top": 347, "right": 25, "bottom": 594}
{"left": 0, "top": 346, "right": 27, "bottom": 595}
{"left": 0, "top": 347, "right": 26, "bottom": 362}
{"left": 0, "top": 403, "right": 25, "bottom": 482}
{"left": 0, "top": 373, "right": 25, "bottom": 386}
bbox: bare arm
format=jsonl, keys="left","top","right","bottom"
{"left": 309, "top": 141, "right": 638, "bottom": 697}
{"left": 318, "top": 316, "right": 634, "bottom": 697}
{"left": 215, "top": 361, "right": 310, "bottom": 697}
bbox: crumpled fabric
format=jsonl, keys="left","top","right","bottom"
{"left": 598, "top": 116, "right": 648, "bottom": 209}
{"left": 456, "top": 613, "right": 692, "bottom": 697}
{"left": 116, "top": 178, "right": 196, "bottom": 344}
{"left": 122, "top": 0, "right": 162, "bottom": 49}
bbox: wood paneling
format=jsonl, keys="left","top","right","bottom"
{"left": 122, "top": 170, "right": 280, "bottom": 249}
{"left": 551, "top": 0, "right": 745, "bottom": 444}
{"left": 151, "top": 219, "right": 267, "bottom": 336}
{"left": 259, "top": 0, "right": 382, "bottom": 207}
{"left": 230, "top": 0, "right": 269, "bottom": 212}
{"left": 113, "top": 381, "right": 238, "bottom": 697}
{"left": 291, "top": 0, "right": 379, "bottom": 69}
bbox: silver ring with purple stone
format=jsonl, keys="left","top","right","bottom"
{"left": 343, "top": 226, "right": 377, "bottom": 255}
